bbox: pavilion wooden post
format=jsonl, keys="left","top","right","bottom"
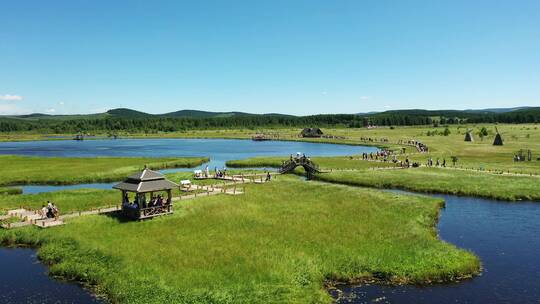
{"left": 121, "top": 190, "right": 126, "bottom": 207}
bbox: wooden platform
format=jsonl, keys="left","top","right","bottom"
{"left": 1, "top": 173, "right": 272, "bottom": 229}
{"left": 34, "top": 218, "right": 65, "bottom": 228}
{"left": 1, "top": 206, "right": 121, "bottom": 229}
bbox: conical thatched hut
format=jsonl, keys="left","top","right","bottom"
{"left": 464, "top": 131, "right": 474, "bottom": 142}
{"left": 300, "top": 128, "right": 323, "bottom": 138}
{"left": 493, "top": 132, "right": 503, "bottom": 146}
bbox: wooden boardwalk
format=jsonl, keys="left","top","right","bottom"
{"left": 2, "top": 206, "right": 121, "bottom": 229}
{"left": 1, "top": 177, "right": 271, "bottom": 229}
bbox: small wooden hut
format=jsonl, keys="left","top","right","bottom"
{"left": 113, "top": 168, "right": 178, "bottom": 219}
{"left": 464, "top": 131, "right": 474, "bottom": 142}
{"left": 493, "top": 131, "right": 503, "bottom": 146}
{"left": 300, "top": 128, "right": 323, "bottom": 138}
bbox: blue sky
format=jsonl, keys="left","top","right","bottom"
{"left": 1, "top": 0, "right": 539, "bottom": 115}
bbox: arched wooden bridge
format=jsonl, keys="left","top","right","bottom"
{"left": 279, "top": 157, "right": 321, "bottom": 179}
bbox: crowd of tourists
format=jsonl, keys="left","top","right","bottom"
{"left": 40, "top": 201, "right": 59, "bottom": 220}
{"left": 194, "top": 165, "right": 228, "bottom": 178}
{"left": 123, "top": 193, "right": 168, "bottom": 210}
{"left": 214, "top": 166, "right": 228, "bottom": 178}
{"left": 396, "top": 139, "right": 429, "bottom": 153}
{"left": 360, "top": 150, "right": 399, "bottom": 162}
{"left": 426, "top": 157, "right": 446, "bottom": 167}
{"left": 360, "top": 137, "right": 389, "bottom": 143}
{"left": 289, "top": 152, "right": 312, "bottom": 164}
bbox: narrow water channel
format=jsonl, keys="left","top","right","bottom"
{"left": 0, "top": 248, "right": 101, "bottom": 303}
{"left": 331, "top": 192, "right": 540, "bottom": 303}
{"left": 1, "top": 138, "right": 538, "bottom": 303}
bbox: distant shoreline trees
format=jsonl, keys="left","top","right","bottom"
{"left": 0, "top": 108, "right": 538, "bottom": 133}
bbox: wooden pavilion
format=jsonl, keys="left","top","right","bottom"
{"left": 113, "top": 168, "right": 178, "bottom": 219}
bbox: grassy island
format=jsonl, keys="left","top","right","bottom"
{"left": 1, "top": 123, "right": 539, "bottom": 303}
{"left": 0, "top": 176, "right": 479, "bottom": 303}
{"left": 0, "top": 155, "right": 209, "bottom": 186}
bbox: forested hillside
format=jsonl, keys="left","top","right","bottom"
{"left": 0, "top": 107, "right": 538, "bottom": 133}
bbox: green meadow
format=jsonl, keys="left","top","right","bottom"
{"left": 0, "top": 155, "right": 208, "bottom": 186}
{"left": 0, "top": 123, "right": 538, "bottom": 303}
{"left": 316, "top": 168, "right": 540, "bottom": 201}
{"left": 226, "top": 156, "right": 540, "bottom": 201}
{"left": 0, "top": 189, "right": 118, "bottom": 215}
{"left": 0, "top": 177, "right": 479, "bottom": 303}
{"left": 225, "top": 123, "right": 540, "bottom": 201}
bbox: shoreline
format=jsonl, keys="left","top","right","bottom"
{"left": 0, "top": 185, "right": 482, "bottom": 304}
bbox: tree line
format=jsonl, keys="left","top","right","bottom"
{"left": 0, "top": 109, "right": 538, "bottom": 133}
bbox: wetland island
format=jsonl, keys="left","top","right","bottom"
{"left": 1, "top": 2, "right": 539, "bottom": 303}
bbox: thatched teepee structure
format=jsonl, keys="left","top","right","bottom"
{"left": 493, "top": 127, "right": 503, "bottom": 146}
{"left": 464, "top": 130, "right": 474, "bottom": 142}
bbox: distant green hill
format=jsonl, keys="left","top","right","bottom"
{"left": 0, "top": 106, "right": 538, "bottom": 133}
{"left": 11, "top": 113, "right": 107, "bottom": 120}
{"left": 106, "top": 108, "right": 152, "bottom": 118}
{"left": 160, "top": 110, "right": 252, "bottom": 118}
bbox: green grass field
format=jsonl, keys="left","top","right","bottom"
{"left": 0, "top": 123, "right": 538, "bottom": 303}
{"left": 0, "top": 189, "right": 119, "bottom": 214}
{"left": 224, "top": 124, "right": 540, "bottom": 201}
{"left": 0, "top": 187, "right": 22, "bottom": 195}
{"left": 227, "top": 156, "right": 540, "bottom": 201}
{"left": 94, "top": 124, "right": 540, "bottom": 175}
{"left": 0, "top": 177, "right": 479, "bottom": 303}
{"left": 0, "top": 155, "right": 208, "bottom": 186}
{"left": 316, "top": 168, "right": 540, "bottom": 201}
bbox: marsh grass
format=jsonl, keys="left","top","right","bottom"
{"left": 0, "top": 155, "right": 209, "bottom": 186}
{"left": 316, "top": 168, "right": 540, "bottom": 201}
{"left": 226, "top": 156, "right": 395, "bottom": 170}
{"left": 0, "top": 187, "right": 22, "bottom": 195}
{"left": 0, "top": 189, "right": 119, "bottom": 214}
{"left": 0, "top": 177, "right": 479, "bottom": 303}
{"left": 226, "top": 155, "right": 540, "bottom": 201}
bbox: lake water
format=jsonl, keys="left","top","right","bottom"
{"left": 1, "top": 138, "right": 363, "bottom": 194}
{"left": 1, "top": 139, "right": 539, "bottom": 303}
{"left": 20, "top": 183, "right": 117, "bottom": 194}
{"left": 0, "top": 247, "right": 100, "bottom": 303}
{"left": 0, "top": 138, "right": 375, "bottom": 169}
{"left": 331, "top": 192, "right": 540, "bottom": 304}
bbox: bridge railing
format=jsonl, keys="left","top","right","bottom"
{"left": 280, "top": 157, "right": 320, "bottom": 174}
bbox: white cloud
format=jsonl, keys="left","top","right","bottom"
{"left": 0, "top": 104, "right": 28, "bottom": 115}
{"left": 91, "top": 107, "right": 110, "bottom": 113}
{"left": 322, "top": 91, "right": 328, "bottom": 95}
{"left": 46, "top": 108, "right": 56, "bottom": 113}
{"left": 359, "top": 96, "right": 371, "bottom": 100}
{"left": 0, "top": 94, "right": 23, "bottom": 101}
{"left": 58, "top": 101, "right": 65, "bottom": 105}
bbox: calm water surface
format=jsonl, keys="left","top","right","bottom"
{"left": 0, "top": 138, "right": 375, "bottom": 169}
{"left": 332, "top": 192, "right": 540, "bottom": 304}
{"left": 0, "top": 248, "right": 100, "bottom": 303}
{"left": 1, "top": 139, "right": 539, "bottom": 303}
{"left": 0, "top": 138, "right": 373, "bottom": 302}
{"left": 2, "top": 139, "right": 337, "bottom": 194}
